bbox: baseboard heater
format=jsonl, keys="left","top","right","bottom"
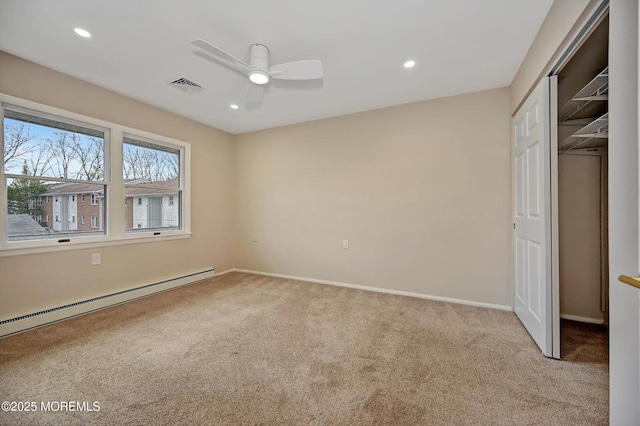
{"left": 0, "top": 268, "right": 215, "bottom": 339}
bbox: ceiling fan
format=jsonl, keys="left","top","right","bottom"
{"left": 191, "top": 39, "right": 323, "bottom": 104}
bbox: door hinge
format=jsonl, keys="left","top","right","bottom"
{"left": 513, "top": 223, "right": 516, "bottom": 230}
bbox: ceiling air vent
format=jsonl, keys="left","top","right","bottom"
{"left": 168, "top": 77, "right": 205, "bottom": 94}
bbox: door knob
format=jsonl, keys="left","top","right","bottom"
{"left": 619, "top": 275, "right": 640, "bottom": 289}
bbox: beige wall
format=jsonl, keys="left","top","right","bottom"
{"left": 510, "top": 0, "right": 594, "bottom": 113}
{"left": 0, "top": 52, "right": 235, "bottom": 320}
{"left": 234, "top": 88, "right": 512, "bottom": 307}
{"left": 558, "top": 154, "right": 603, "bottom": 321}
{"left": 1, "top": 54, "right": 512, "bottom": 319}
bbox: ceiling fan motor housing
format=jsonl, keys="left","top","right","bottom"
{"left": 250, "top": 44, "right": 269, "bottom": 71}
{"left": 248, "top": 44, "right": 270, "bottom": 84}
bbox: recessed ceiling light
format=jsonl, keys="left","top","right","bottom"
{"left": 74, "top": 27, "right": 91, "bottom": 38}
{"left": 230, "top": 104, "right": 239, "bottom": 110}
{"left": 404, "top": 60, "right": 416, "bottom": 69}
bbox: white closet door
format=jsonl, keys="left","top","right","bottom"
{"left": 512, "top": 77, "right": 555, "bottom": 357}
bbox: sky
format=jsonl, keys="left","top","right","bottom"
{"left": 3, "top": 117, "right": 103, "bottom": 179}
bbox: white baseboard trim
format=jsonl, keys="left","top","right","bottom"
{"left": 213, "top": 268, "right": 235, "bottom": 277}
{"left": 234, "top": 269, "right": 512, "bottom": 312}
{"left": 560, "top": 314, "right": 605, "bottom": 324}
{"left": 0, "top": 268, "right": 215, "bottom": 338}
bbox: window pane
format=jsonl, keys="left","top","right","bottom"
{"left": 123, "top": 136, "right": 181, "bottom": 232}
{"left": 123, "top": 136, "right": 179, "bottom": 181}
{"left": 6, "top": 178, "right": 105, "bottom": 241}
{"left": 124, "top": 191, "right": 180, "bottom": 232}
{"left": 3, "top": 110, "right": 105, "bottom": 181}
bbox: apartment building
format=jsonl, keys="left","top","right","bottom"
{"left": 30, "top": 179, "right": 178, "bottom": 234}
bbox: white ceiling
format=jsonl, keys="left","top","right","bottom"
{"left": 0, "top": 0, "right": 553, "bottom": 135}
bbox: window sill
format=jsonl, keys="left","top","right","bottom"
{"left": 0, "top": 232, "right": 192, "bottom": 258}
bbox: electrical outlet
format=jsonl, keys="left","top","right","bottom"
{"left": 343, "top": 240, "right": 349, "bottom": 249}
{"left": 92, "top": 253, "right": 101, "bottom": 265}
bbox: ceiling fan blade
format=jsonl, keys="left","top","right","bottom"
{"left": 245, "top": 83, "right": 264, "bottom": 104}
{"left": 191, "top": 39, "right": 252, "bottom": 71}
{"left": 270, "top": 60, "right": 323, "bottom": 80}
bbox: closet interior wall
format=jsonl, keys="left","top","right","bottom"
{"left": 556, "top": 16, "right": 609, "bottom": 325}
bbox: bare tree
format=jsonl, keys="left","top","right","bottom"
{"left": 161, "top": 152, "right": 179, "bottom": 179}
{"left": 123, "top": 145, "right": 178, "bottom": 181}
{"left": 27, "top": 144, "right": 54, "bottom": 177}
{"left": 3, "top": 123, "right": 35, "bottom": 170}
{"left": 123, "top": 145, "right": 145, "bottom": 180}
{"left": 72, "top": 136, "right": 104, "bottom": 180}
{"left": 47, "top": 132, "right": 77, "bottom": 179}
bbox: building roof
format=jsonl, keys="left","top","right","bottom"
{"left": 41, "top": 179, "right": 178, "bottom": 197}
{"left": 42, "top": 182, "right": 104, "bottom": 196}
{"left": 125, "top": 179, "right": 178, "bottom": 196}
{"left": 7, "top": 214, "right": 47, "bottom": 235}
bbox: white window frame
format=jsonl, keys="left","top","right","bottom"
{"left": 0, "top": 93, "right": 191, "bottom": 257}
{"left": 123, "top": 132, "right": 186, "bottom": 234}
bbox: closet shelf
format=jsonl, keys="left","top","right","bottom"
{"left": 559, "top": 67, "right": 608, "bottom": 122}
{"left": 559, "top": 112, "right": 608, "bottom": 152}
{"left": 559, "top": 118, "right": 598, "bottom": 126}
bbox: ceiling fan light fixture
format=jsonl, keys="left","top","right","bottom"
{"left": 249, "top": 70, "right": 270, "bottom": 85}
{"left": 74, "top": 27, "right": 91, "bottom": 38}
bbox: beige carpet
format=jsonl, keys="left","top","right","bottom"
{"left": 0, "top": 273, "right": 608, "bottom": 425}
